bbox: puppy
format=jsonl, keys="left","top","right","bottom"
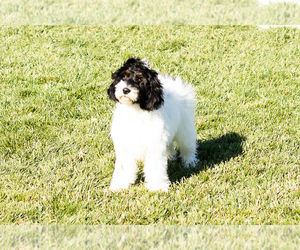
{"left": 107, "top": 58, "right": 198, "bottom": 191}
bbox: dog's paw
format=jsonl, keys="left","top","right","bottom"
{"left": 145, "top": 181, "right": 170, "bottom": 192}
{"left": 109, "top": 181, "right": 131, "bottom": 192}
{"left": 183, "top": 156, "right": 199, "bottom": 168}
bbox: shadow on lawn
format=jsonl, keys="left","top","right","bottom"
{"left": 167, "top": 132, "right": 246, "bottom": 184}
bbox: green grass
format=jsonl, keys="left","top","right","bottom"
{"left": 0, "top": 26, "right": 299, "bottom": 225}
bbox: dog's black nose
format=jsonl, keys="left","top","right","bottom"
{"left": 123, "top": 88, "right": 131, "bottom": 94}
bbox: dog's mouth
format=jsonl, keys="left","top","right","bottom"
{"left": 118, "top": 95, "right": 134, "bottom": 104}
{"left": 116, "top": 88, "right": 139, "bottom": 105}
{"left": 118, "top": 95, "right": 130, "bottom": 100}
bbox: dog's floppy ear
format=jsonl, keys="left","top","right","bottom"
{"left": 107, "top": 82, "right": 118, "bottom": 102}
{"left": 139, "top": 71, "right": 164, "bottom": 111}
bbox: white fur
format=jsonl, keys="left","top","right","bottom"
{"left": 109, "top": 75, "right": 198, "bottom": 192}
{"left": 115, "top": 80, "right": 139, "bottom": 104}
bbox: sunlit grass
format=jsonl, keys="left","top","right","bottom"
{"left": 0, "top": 26, "right": 299, "bottom": 225}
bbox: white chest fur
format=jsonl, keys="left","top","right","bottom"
{"left": 110, "top": 103, "right": 168, "bottom": 160}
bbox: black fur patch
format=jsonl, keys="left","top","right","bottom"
{"left": 108, "top": 58, "right": 164, "bottom": 111}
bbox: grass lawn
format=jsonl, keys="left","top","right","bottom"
{"left": 0, "top": 25, "right": 299, "bottom": 225}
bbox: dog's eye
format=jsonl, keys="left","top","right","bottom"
{"left": 123, "top": 70, "right": 130, "bottom": 79}
{"left": 136, "top": 73, "right": 142, "bottom": 82}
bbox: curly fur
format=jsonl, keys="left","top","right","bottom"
{"left": 108, "top": 58, "right": 198, "bottom": 192}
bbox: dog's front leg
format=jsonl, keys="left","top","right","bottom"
{"left": 110, "top": 152, "right": 138, "bottom": 192}
{"left": 143, "top": 148, "right": 170, "bottom": 192}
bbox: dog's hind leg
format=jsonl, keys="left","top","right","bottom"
{"left": 174, "top": 122, "right": 198, "bottom": 168}
{"left": 166, "top": 141, "right": 176, "bottom": 161}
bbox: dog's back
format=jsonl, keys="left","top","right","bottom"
{"left": 159, "top": 75, "right": 196, "bottom": 110}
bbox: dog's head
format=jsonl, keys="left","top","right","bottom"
{"left": 107, "top": 58, "right": 164, "bottom": 111}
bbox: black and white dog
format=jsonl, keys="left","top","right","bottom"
{"left": 108, "top": 58, "right": 198, "bottom": 191}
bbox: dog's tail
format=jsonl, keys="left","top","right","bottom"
{"left": 160, "top": 75, "right": 196, "bottom": 110}
{"left": 176, "top": 76, "right": 196, "bottom": 109}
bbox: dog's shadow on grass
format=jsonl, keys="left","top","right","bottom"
{"left": 167, "top": 132, "right": 246, "bottom": 184}
{"left": 135, "top": 132, "right": 246, "bottom": 186}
